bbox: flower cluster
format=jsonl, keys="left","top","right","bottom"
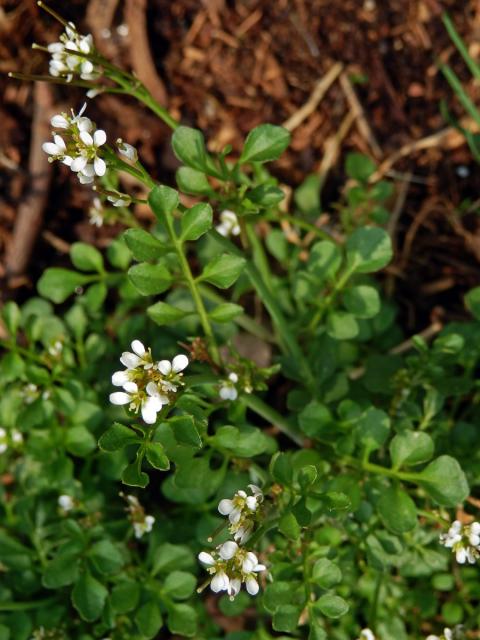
{"left": 124, "top": 494, "right": 155, "bottom": 539}
{"left": 110, "top": 340, "right": 189, "bottom": 424}
{"left": 216, "top": 210, "right": 240, "bottom": 237}
{"left": 199, "top": 541, "right": 266, "bottom": 600}
{"left": 219, "top": 372, "right": 240, "bottom": 401}
{"left": 440, "top": 520, "right": 480, "bottom": 564}
{"left": 42, "top": 104, "right": 107, "bottom": 184}
{"left": 357, "top": 630, "right": 375, "bottom": 640}
{"left": 47, "top": 22, "right": 100, "bottom": 82}
{"left": 218, "top": 484, "right": 264, "bottom": 543}
{"left": 58, "top": 495, "right": 75, "bottom": 513}
{"left": 198, "top": 485, "right": 265, "bottom": 599}
{"left": 427, "top": 628, "right": 454, "bottom": 640}
{"left": 0, "top": 428, "right": 23, "bottom": 454}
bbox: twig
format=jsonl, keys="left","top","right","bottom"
{"left": 5, "top": 82, "right": 53, "bottom": 279}
{"left": 282, "top": 62, "right": 343, "bottom": 132}
{"left": 387, "top": 173, "right": 411, "bottom": 240}
{"left": 124, "top": 0, "right": 167, "bottom": 106}
{"left": 317, "top": 111, "right": 355, "bottom": 185}
{"left": 339, "top": 70, "right": 382, "bottom": 159}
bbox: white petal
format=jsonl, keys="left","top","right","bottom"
{"left": 198, "top": 552, "right": 215, "bottom": 566}
{"left": 53, "top": 135, "right": 66, "bottom": 150}
{"left": 79, "top": 130, "right": 93, "bottom": 146}
{"left": 123, "top": 381, "right": 138, "bottom": 393}
{"left": 71, "top": 155, "right": 88, "bottom": 172}
{"left": 246, "top": 576, "right": 259, "bottom": 595}
{"left": 218, "top": 499, "right": 234, "bottom": 515}
{"left": 211, "top": 572, "right": 229, "bottom": 593}
{"left": 157, "top": 360, "right": 172, "bottom": 375}
{"left": 93, "top": 129, "right": 107, "bottom": 147}
{"left": 237, "top": 490, "right": 247, "bottom": 498}
{"left": 81, "top": 60, "right": 94, "bottom": 76}
{"left": 219, "top": 541, "right": 238, "bottom": 560}
{"left": 456, "top": 548, "right": 467, "bottom": 564}
{"left": 42, "top": 142, "right": 62, "bottom": 156}
{"left": 77, "top": 117, "right": 93, "bottom": 132}
{"left": 51, "top": 114, "right": 69, "bottom": 128}
{"left": 120, "top": 352, "right": 142, "bottom": 369}
{"left": 112, "top": 370, "right": 130, "bottom": 386}
{"left": 254, "top": 564, "right": 266, "bottom": 572}
{"left": 80, "top": 163, "right": 95, "bottom": 176}
{"left": 141, "top": 396, "right": 162, "bottom": 424}
{"left": 246, "top": 496, "right": 257, "bottom": 511}
{"left": 144, "top": 515, "right": 155, "bottom": 530}
{"left": 229, "top": 508, "right": 242, "bottom": 524}
{"left": 0, "top": 443, "right": 7, "bottom": 454}
{"left": 131, "top": 340, "right": 146, "bottom": 356}
{"left": 94, "top": 156, "right": 106, "bottom": 176}
{"left": 172, "top": 354, "right": 189, "bottom": 372}
{"left": 109, "top": 392, "right": 131, "bottom": 406}
{"left": 228, "top": 578, "right": 241, "bottom": 598}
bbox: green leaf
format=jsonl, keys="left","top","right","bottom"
{"left": 128, "top": 262, "right": 172, "bottom": 295}
{"left": 208, "top": 303, "right": 243, "bottom": 323}
{"left": 146, "top": 442, "right": 170, "bottom": 470}
{"left": 168, "top": 415, "right": 202, "bottom": 448}
{"left": 163, "top": 571, "right": 196, "bottom": 600}
{"left": 65, "top": 426, "right": 96, "bottom": 457}
{"left": 390, "top": 431, "right": 434, "bottom": 469}
{"left": 270, "top": 452, "right": 293, "bottom": 485}
{"left": 356, "top": 407, "right": 390, "bottom": 453}
{"left": 417, "top": 455, "right": 469, "bottom": 506}
{"left": 123, "top": 228, "right": 167, "bottom": 262}
{"left": 107, "top": 236, "right": 132, "bottom": 269}
{"left": 89, "top": 540, "right": 124, "bottom": 575}
{"left": 2, "top": 301, "right": 21, "bottom": 336}
{"left": 326, "top": 311, "right": 359, "bottom": 340}
{"left": 135, "top": 601, "right": 163, "bottom": 639}
{"left": 110, "top": 581, "right": 140, "bottom": 614}
{"left": 313, "top": 594, "right": 349, "bottom": 619}
{"left": 148, "top": 184, "right": 180, "bottom": 220}
{"left": 311, "top": 558, "right": 342, "bottom": 589}
{"left": 263, "top": 581, "right": 297, "bottom": 613}
{"left": 278, "top": 511, "right": 301, "bottom": 539}
{"left": 240, "top": 124, "right": 290, "bottom": 163}
{"left": 98, "top": 423, "right": 140, "bottom": 452}
{"left": 172, "top": 126, "right": 208, "bottom": 172}
{"left": 346, "top": 227, "right": 393, "bottom": 274}
{"left": 298, "top": 402, "right": 332, "bottom": 438}
{"left": 176, "top": 166, "right": 213, "bottom": 195}
{"left": 307, "top": 241, "right": 341, "bottom": 281}
{"left": 345, "top": 152, "right": 376, "bottom": 182}
{"left": 122, "top": 455, "right": 149, "bottom": 488}
{"left": 465, "top": 286, "right": 480, "bottom": 320}
{"left": 152, "top": 543, "right": 195, "bottom": 576}
{"left": 70, "top": 242, "right": 104, "bottom": 272}
{"left": 147, "top": 301, "right": 191, "bottom": 326}
{"left": 167, "top": 603, "right": 197, "bottom": 637}
{"left": 199, "top": 254, "right": 246, "bottom": 289}
{"left": 377, "top": 486, "right": 417, "bottom": 534}
{"left": 272, "top": 605, "right": 301, "bottom": 633}
{"left": 71, "top": 571, "right": 108, "bottom": 622}
{"left": 85, "top": 282, "right": 107, "bottom": 311}
{"left": 343, "top": 285, "right": 381, "bottom": 319}
{"left": 37, "top": 268, "right": 90, "bottom": 303}
{"left": 298, "top": 465, "right": 318, "bottom": 490}
{"left": 210, "top": 425, "right": 271, "bottom": 457}
{"left": 181, "top": 203, "right": 213, "bottom": 241}
{"left": 42, "top": 553, "right": 79, "bottom": 588}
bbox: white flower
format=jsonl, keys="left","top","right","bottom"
{"left": 219, "top": 372, "right": 239, "bottom": 401}
{"left": 89, "top": 198, "right": 104, "bottom": 227}
{"left": 426, "top": 629, "right": 454, "bottom": 640}
{"left": 210, "top": 570, "right": 230, "bottom": 593}
{"left": 119, "top": 340, "right": 154, "bottom": 371}
{"left": 117, "top": 139, "right": 138, "bottom": 162}
{"left": 218, "top": 541, "right": 239, "bottom": 560}
{"left": 109, "top": 381, "right": 164, "bottom": 424}
{"left": 58, "top": 495, "right": 74, "bottom": 512}
{"left": 11, "top": 430, "right": 23, "bottom": 445}
{"left": 218, "top": 485, "right": 263, "bottom": 543}
{"left": 47, "top": 22, "right": 100, "bottom": 82}
{"left": 48, "top": 340, "right": 63, "bottom": 357}
{"left": 440, "top": 520, "right": 480, "bottom": 564}
{"left": 0, "top": 428, "right": 7, "bottom": 454}
{"left": 71, "top": 129, "right": 107, "bottom": 177}
{"left": 22, "top": 383, "right": 39, "bottom": 404}
{"left": 358, "top": 630, "right": 375, "bottom": 640}
{"left": 133, "top": 515, "right": 155, "bottom": 539}
{"left": 157, "top": 354, "right": 189, "bottom": 376}
{"left": 216, "top": 210, "right": 241, "bottom": 237}
{"left": 107, "top": 193, "right": 131, "bottom": 207}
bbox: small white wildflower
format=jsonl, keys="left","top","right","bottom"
{"left": 198, "top": 544, "right": 266, "bottom": 600}
{"left": 22, "top": 383, "right": 39, "bottom": 404}
{"left": 118, "top": 340, "right": 154, "bottom": 372}
{"left": 125, "top": 494, "right": 155, "bottom": 538}
{"left": 11, "top": 430, "right": 23, "bottom": 445}
{"left": 426, "top": 629, "right": 454, "bottom": 640}
{"left": 109, "top": 381, "right": 165, "bottom": 424}
{"left": 48, "top": 340, "right": 63, "bottom": 357}
{"left": 117, "top": 139, "right": 138, "bottom": 162}
{"left": 47, "top": 22, "right": 100, "bottom": 82}
{"left": 0, "top": 428, "right": 7, "bottom": 454}
{"left": 216, "top": 210, "right": 241, "bottom": 237}
{"left": 133, "top": 515, "right": 155, "bottom": 539}
{"left": 218, "top": 484, "right": 263, "bottom": 543}
{"left": 219, "top": 372, "right": 239, "bottom": 401}
{"left": 155, "top": 354, "right": 189, "bottom": 395}
{"left": 440, "top": 520, "right": 480, "bottom": 564}
{"left": 89, "top": 197, "right": 104, "bottom": 227}
{"left": 58, "top": 495, "right": 74, "bottom": 512}
{"left": 358, "top": 630, "right": 375, "bottom": 640}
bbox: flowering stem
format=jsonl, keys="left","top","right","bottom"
{"left": 242, "top": 394, "right": 305, "bottom": 447}
{"left": 163, "top": 213, "right": 221, "bottom": 365}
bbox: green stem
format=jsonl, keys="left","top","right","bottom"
{"left": 264, "top": 212, "right": 337, "bottom": 242}
{"left": 0, "top": 597, "right": 58, "bottom": 612}
{"left": 369, "top": 570, "right": 383, "bottom": 629}
{"left": 132, "top": 85, "right": 179, "bottom": 130}
{"left": 344, "top": 456, "right": 419, "bottom": 483}
{"left": 246, "top": 223, "right": 275, "bottom": 295}
{"left": 198, "top": 284, "right": 277, "bottom": 344}
{"left": 163, "top": 216, "right": 220, "bottom": 365}
{"left": 242, "top": 394, "right": 305, "bottom": 447}
{"left": 308, "top": 265, "right": 354, "bottom": 332}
